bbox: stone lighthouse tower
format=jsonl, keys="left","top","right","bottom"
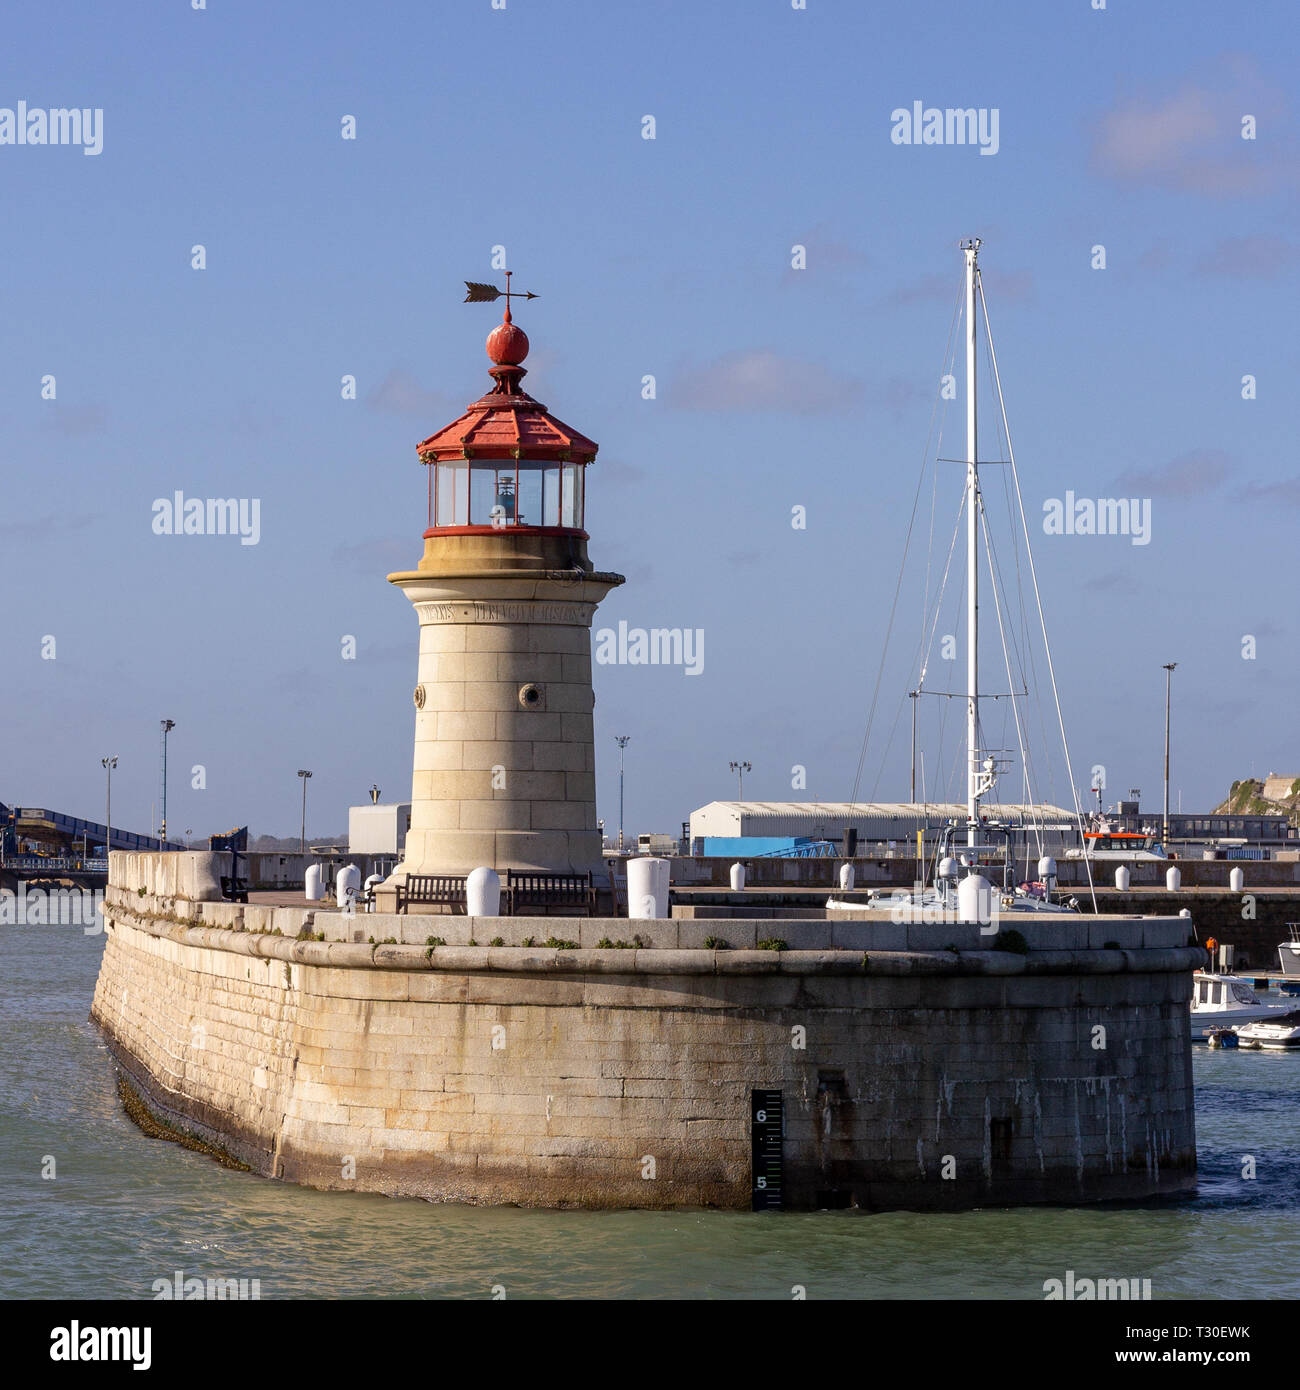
{"left": 383, "top": 283, "right": 623, "bottom": 895}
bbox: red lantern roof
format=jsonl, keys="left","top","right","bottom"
{"left": 417, "top": 307, "right": 598, "bottom": 465}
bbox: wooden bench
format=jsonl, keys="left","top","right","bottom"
{"left": 394, "top": 874, "right": 467, "bottom": 914}
{"left": 504, "top": 869, "right": 596, "bottom": 917}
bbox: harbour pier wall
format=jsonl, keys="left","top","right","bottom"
{"left": 91, "top": 852, "right": 1203, "bottom": 1211}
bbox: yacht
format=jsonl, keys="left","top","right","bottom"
{"left": 830, "top": 240, "right": 1089, "bottom": 922}
{"left": 1190, "top": 971, "right": 1291, "bottom": 1040}
{"left": 833, "top": 820, "right": 1079, "bottom": 917}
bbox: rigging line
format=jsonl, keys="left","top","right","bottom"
{"left": 980, "top": 319, "right": 1041, "bottom": 777}
{"left": 978, "top": 333, "right": 1054, "bottom": 854}
{"left": 919, "top": 490, "right": 966, "bottom": 692}
{"left": 980, "top": 347, "right": 1060, "bottom": 867}
{"left": 850, "top": 271, "right": 966, "bottom": 804}
{"left": 977, "top": 310, "right": 1052, "bottom": 829}
{"left": 981, "top": 308, "right": 1056, "bottom": 820}
{"left": 978, "top": 274, "right": 1097, "bottom": 912}
{"left": 977, "top": 488, "right": 1044, "bottom": 860}
{"left": 919, "top": 278, "right": 966, "bottom": 688}
{"left": 867, "top": 687, "right": 912, "bottom": 802}
{"left": 981, "top": 503, "right": 1031, "bottom": 698}
{"left": 979, "top": 480, "right": 1047, "bottom": 830}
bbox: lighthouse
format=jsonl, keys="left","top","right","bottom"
{"left": 382, "top": 280, "right": 624, "bottom": 900}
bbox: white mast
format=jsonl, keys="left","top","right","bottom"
{"left": 963, "top": 238, "right": 981, "bottom": 847}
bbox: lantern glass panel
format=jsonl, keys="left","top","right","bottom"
{"left": 561, "top": 464, "right": 584, "bottom": 528}
{"left": 514, "top": 461, "right": 544, "bottom": 527}
{"left": 436, "top": 463, "right": 468, "bottom": 525}
{"left": 541, "top": 466, "right": 561, "bottom": 526}
{"left": 470, "top": 465, "right": 507, "bottom": 524}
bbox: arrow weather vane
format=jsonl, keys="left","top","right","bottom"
{"left": 463, "top": 268, "right": 538, "bottom": 313}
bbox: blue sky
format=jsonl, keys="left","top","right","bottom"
{"left": 2, "top": 0, "right": 1296, "bottom": 840}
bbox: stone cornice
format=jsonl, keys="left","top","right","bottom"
{"left": 105, "top": 898, "right": 1206, "bottom": 979}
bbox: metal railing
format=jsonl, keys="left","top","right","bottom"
{"left": 3, "top": 856, "right": 108, "bottom": 873}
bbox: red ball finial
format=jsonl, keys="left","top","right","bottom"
{"left": 486, "top": 313, "right": 529, "bottom": 366}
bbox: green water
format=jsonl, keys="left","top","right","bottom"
{"left": 3, "top": 921, "right": 1297, "bottom": 1299}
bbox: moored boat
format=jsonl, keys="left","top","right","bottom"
{"left": 1276, "top": 923, "right": 1300, "bottom": 980}
{"left": 1235, "top": 1010, "right": 1300, "bottom": 1050}
{"left": 1064, "top": 817, "right": 1168, "bottom": 862}
{"left": 1190, "top": 971, "right": 1291, "bottom": 1041}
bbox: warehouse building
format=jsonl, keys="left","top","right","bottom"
{"left": 688, "top": 801, "right": 1078, "bottom": 857}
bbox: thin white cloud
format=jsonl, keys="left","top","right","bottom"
{"left": 43, "top": 403, "right": 110, "bottom": 438}
{"left": 1115, "top": 449, "right": 1230, "bottom": 498}
{"left": 1196, "top": 235, "right": 1292, "bottom": 277}
{"left": 1090, "top": 58, "right": 1291, "bottom": 196}
{"left": 1236, "top": 477, "right": 1300, "bottom": 507}
{"left": 670, "top": 350, "right": 863, "bottom": 414}
{"left": 367, "top": 369, "right": 451, "bottom": 417}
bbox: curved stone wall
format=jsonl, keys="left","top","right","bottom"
{"left": 91, "top": 878, "right": 1202, "bottom": 1211}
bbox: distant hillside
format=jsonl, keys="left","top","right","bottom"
{"left": 247, "top": 834, "right": 346, "bottom": 853}
{"left": 1214, "top": 776, "right": 1300, "bottom": 826}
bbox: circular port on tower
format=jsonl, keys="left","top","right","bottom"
{"left": 518, "top": 683, "right": 544, "bottom": 710}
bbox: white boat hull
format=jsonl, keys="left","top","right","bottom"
{"left": 1235, "top": 1012, "right": 1300, "bottom": 1049}
{"left": 1190, "top": 1004, "right": 1289, "bottom": 1040}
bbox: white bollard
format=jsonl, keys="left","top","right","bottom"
{"left": 363, "top": 873, "right": 384, "bottom": 913}
{"left": 1166, "top": 865, "right": 1181, "bottom": 892}
{"left": 628, "top": 856, "right": 669, "bottom": 919}
{"left": 304, "top": 862, "right": 323, "bottom": 901}
{"left": 655, "top": 856, "right": 671, "bottom": 907}
{"left": 839, "top": 862, "right": 855, "bottom": 891}
{"left": 1115, "top": 865, "right": 1130, "bottom": 891}
{"left": 336, "top": 863, "right": 361, "bottom": 909}
{"left": 467, "top": 866, "right": 501, "bottom": 916}
{"left": 957, "top": 873, "right": 993, "bottom": 926}
{"left": 730, "top": 862, "right": 746, "bottom": 891}
{"left": 1229, "top": 866, "right": 1245, "bottom": 893}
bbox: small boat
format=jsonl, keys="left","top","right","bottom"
{"left": 1190, "top": 971, "right": 1292, "bottom": 1040}
{"left": 1235, "top": 1010, "right": 1300, "bottom": 1050}
{"left": 1064, "top": 817, "right": 1168, "bottom": 862}
{"left": 1206, "top": 1026, "right": 1239, "bottom": 1049}
{"left": 1276, "top": 923, "right": 1300, "bottom": 980}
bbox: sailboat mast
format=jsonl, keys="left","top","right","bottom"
{"left": 964, "top": 238, "right": 981, "bottom": 844}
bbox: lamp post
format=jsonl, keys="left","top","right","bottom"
{"left": 101, "top": 757, "right": 118, "bottom": 859}
{"left": 160, "top": 719, "right": 176, "bottom": 847}
{"left": 729, "top": 760, "right": 751, "bottom": 799}
{"left": 298, "top": 769, "right": 312, "bottom": 855}
{"left": 1162, "top": 664, "right": 1176, "bottom": 847}
{"left": 615, "top": 736, "right": 630, "bottom": 851}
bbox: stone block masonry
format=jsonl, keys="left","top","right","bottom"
{"left": 91, "top": 854, "right": 1203, "bottom": 1211}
